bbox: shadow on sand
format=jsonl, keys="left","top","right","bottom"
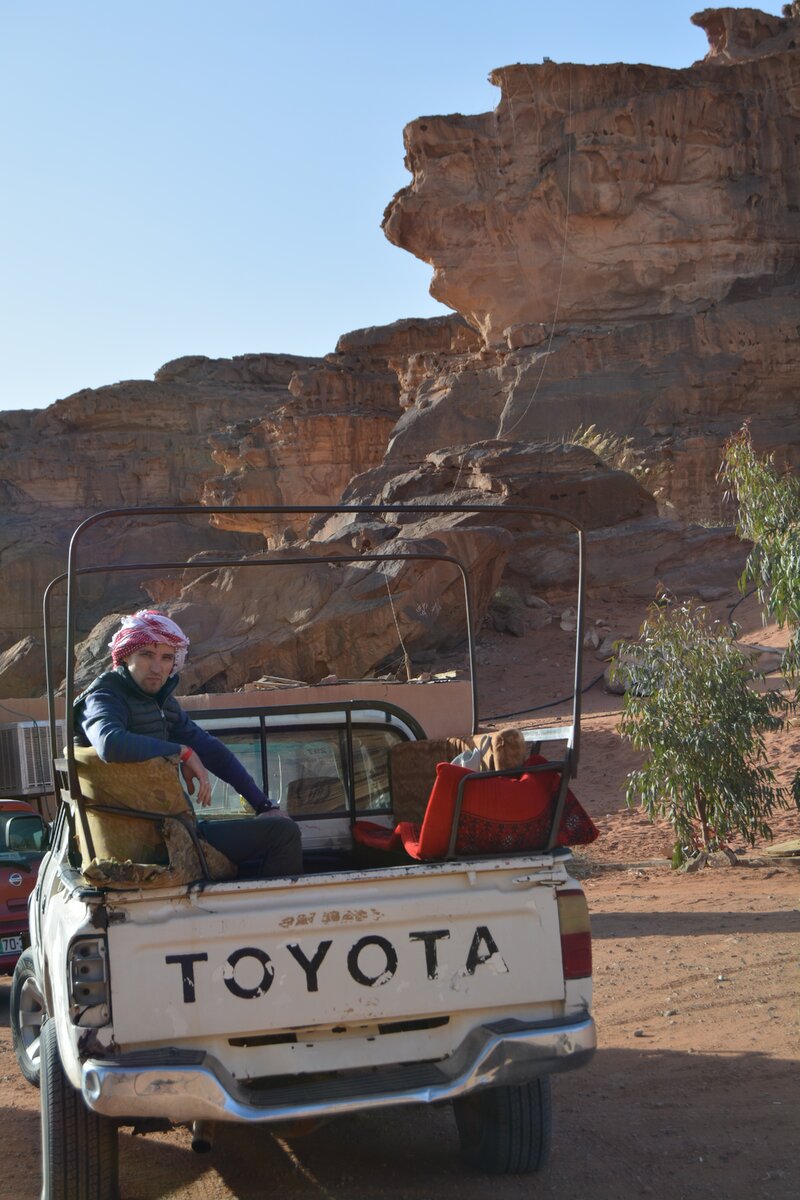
{"left": 0, "top": 1044, "right": 795, "bottom": 1200}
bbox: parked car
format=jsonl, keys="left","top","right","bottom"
{"left": 0, "top": 798, "right": 47, "bottom": 971}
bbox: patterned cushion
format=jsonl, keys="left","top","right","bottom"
{"left": 397, "top": 755, "right": 598, "bottom": 861}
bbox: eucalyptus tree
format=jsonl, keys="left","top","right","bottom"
{"left": 615, "top": 598, "right": 794, "bottom": 864}
{"left": 720, "top": 424, "right": 800, "bottom": 683}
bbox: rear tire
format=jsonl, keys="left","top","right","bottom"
{"left": 40, "top": 1018, "right": 119, "bottom": 1200}
{"left": 10, "top": 948, "right": 45, "bottom": 1087}
{"left": 453, "top": 1077, "right": 552, "bottom": 1174}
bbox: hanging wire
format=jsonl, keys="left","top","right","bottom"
{"left": 499, "top": 66, "right": 574, "bottom": 441}
{"left": 435, "top": 70, "right": 575, "bottom": 505}
{"left": 483, "top": 669, "right": 606, "bottom": 723}
{"left": 0, "top": 700, "right": 41, "bottom": 730}
{"left": 728, "top": 587, "right": 756, "bottom": 628}
{"left": 447, "top": 451, "right": 467, "bottom": 500}
{"left": 384, "top": 571, "right": 413, "bottom": 681}
{"left": 481, "top": 69, "right": 580, "bottom": 723}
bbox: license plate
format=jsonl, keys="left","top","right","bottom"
{"left": 1, "top": 935, "right": 23, "bottom": 954}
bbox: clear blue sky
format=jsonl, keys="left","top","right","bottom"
{"left": 0, "top": 1, "right": 744, "bottom": 410}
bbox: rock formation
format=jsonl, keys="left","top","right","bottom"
{"left": 2, "top": 5, "right": 798, "bottom": 699}
{"left": 73, "top": 526, "right": 513, "bottom": 693}
{"left": 0, "top": 351, "right": 392, "bottom": 694}
{"left": 200, "top": 317, "right": 472, "bottom": 544}
{"left": 330, "top": 440, "right": 745, "bottom": 600}
{"left": 382, "top": 4, "right": 800, "bottom": 520}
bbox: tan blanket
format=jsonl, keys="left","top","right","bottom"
{"left": 389, "top": 729, "right": 526, "bottom": 823}
{"left": 73, "top": 747, "right": 235, "bottom": 887}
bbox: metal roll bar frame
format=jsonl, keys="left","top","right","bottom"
{"left": 43, "top": 503, "right": 585, "bottom": 863}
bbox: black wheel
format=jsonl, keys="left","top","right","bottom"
{"left": 453, "top": 1077, "right": 552, "bottom": 1175}
{"left": 40, "top": 1018, "right": 119, "bottom": 1200}
{"left": 10, "top": 948, "right": 45, "bottom": 1087}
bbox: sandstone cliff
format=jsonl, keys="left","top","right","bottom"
{"left": 382, "top": 4, "right": 800, "bottom": 521}
{"left": 2, "top": 5, "right": 797, "bottom": 699}
{"left": 0, "top": 350, "right": 393, "bottom": 693}
{"left": 200, "top": 317, "right": 472, "bottom": 544}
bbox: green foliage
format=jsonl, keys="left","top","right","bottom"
{"left": 720, "top": 425, "right": 800, "bottom": 679}
{"left": 616, "top": 598, "right": 793, "bottom": 857}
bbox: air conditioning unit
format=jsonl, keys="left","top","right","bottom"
{"left": 0, "top": 722, "right": 65, "bottom": 796}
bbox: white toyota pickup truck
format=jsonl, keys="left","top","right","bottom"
{"left": 13, "top": 503, "right": 597, "bottom": 1200}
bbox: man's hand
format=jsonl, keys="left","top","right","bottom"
{"left": 180, "top": 747, "right": 211, "bottom": 807}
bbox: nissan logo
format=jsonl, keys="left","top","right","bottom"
{"left": 9, "top": 873, "right": 23, "bottom": 887}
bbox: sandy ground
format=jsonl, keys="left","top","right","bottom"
{"left": 1, "top": 586, "right": 798, "bottom": 1199}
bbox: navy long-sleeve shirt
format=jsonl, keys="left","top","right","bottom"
{"left": 76, "top": 668, "right": 271, "bottom": 813}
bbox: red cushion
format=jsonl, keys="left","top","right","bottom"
{"left": 398, "top": 756, "right": 599, "bottom": 861}
{"left": 351, "top": 821, "right": 403, "bottom": 851}
{"left": 524, "top": 753, "right": 599, "bottom": 849}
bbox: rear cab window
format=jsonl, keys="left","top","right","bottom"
{"left": 193, "top": 713, "right": 409, "bottom": 823}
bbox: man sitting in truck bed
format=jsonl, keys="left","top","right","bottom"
{"left": 75, "top": 609, "right": 302, "bottom": 879}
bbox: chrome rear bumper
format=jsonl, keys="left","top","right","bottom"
{"left": 82, "top": 1014, "right": 596, "bottom": 1123}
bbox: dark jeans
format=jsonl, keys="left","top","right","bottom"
{"left": 199, "top": 812, "right": 302, "bottom": 879}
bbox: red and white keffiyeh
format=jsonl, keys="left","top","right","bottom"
{"left": 109, "top": 609, "right": 190, "bottom": 673}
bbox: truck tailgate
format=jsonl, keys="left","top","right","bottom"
{"left": 105, "top": 859, "right": 566, "bottom": 1045}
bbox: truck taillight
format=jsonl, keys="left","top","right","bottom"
{"left": 68, "top": 936, "right": 110, "bottom": 1026}
{"left": 557, "top": 888, "right": 592, "bottom": 979}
